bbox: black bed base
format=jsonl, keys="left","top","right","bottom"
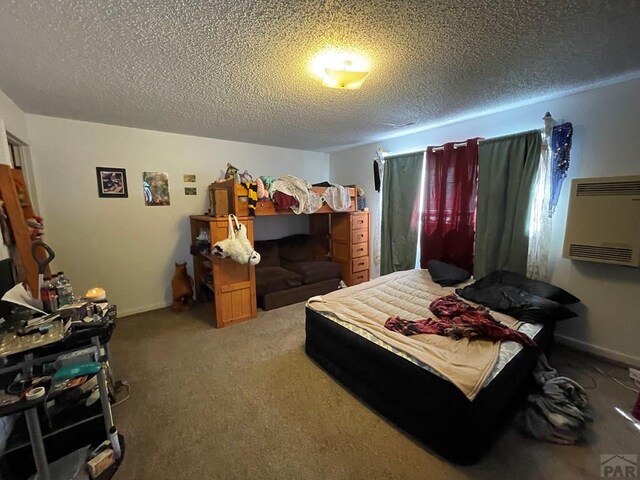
{"left": 305, "top": 307, "right": 554, "bottom": 465}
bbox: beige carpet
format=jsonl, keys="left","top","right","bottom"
{"left": 109, "top": 302, "right": 639, "bottom": 480}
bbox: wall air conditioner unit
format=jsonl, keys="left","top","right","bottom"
{"left": 563, "top": 175, "right": 640, "bottom": 267}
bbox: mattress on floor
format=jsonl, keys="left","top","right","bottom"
{"left": 307, "top": 269, "right": 541, "bottom": 399}
{"left": 304, "top": 271, "right": 554, "bottom": 465}
{"left": 315, "top": 299, "right": 542, "bottom": 388}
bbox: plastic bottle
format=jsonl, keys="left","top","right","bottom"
{"left": 56, "top": 271, "right": 74, "bottom": 306}
{"left": 52, "top": 274, "right": 61, "bottom": 310}
{"left": 51, "top": 273, "right": 60, "bottom": 299}
{"left": 49, "top": 277, "right": 59, "bottom": 312}
{"left": 40, "top": 276, "right": 53, "bottom": 313}
{"left": 41, "top": 276, "right": 58, "bottom": 313}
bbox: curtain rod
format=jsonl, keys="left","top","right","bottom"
{"left": 382, "top": 112, "right": 554, "bottom": 155}
{"left": 431, "top": 115, "right": 553, "bottom": 152}
{"left": 382, "top": 139, "right": 485, "bottom": 156}
{"left": 430, "top": 139, "right": 484, "bottom": 152}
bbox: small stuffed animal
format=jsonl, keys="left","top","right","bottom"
{"left": 224, "top": 163, "right": 239, "bottom": 182}
{"left": 212, "top": 216, "right": 261, "bottom": 266}
{"left": 239, "top": 170, "right": 253, "bottom": 183}
{"left": 171, "top": 262, "right": 195, "bottom": 311}
{"left": 233, "top": 222, "right": 261, "bottom": 265}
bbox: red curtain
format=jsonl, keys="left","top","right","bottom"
{"left": 420, "top": 138, "right": 479, "bottom": 272}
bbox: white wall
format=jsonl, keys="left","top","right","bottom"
{"left": 0, "top": 88, "right": 29, "bottom": 143}
{"left": 0, "top": 87, "right": 28, "bottom": 167}
{"left": 27, "top": 115, "right": 329, "bottom": 316}
{"left": 330, "top": 77, "right": 640, "bottom": 366}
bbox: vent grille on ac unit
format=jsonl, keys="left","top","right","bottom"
{"left": 576, "top": 180, "right": 640, "bottom": 196}
{"left": 568, "top": 244, "right": 633, "bottom": 263}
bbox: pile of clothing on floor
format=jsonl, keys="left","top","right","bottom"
{"left": 515, "top": 354, "right": 591, "bottom": 444}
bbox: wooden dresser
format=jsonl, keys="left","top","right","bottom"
{"left": 189, "top": 215, "right": 257, "bottom": 328}
{"left": 331, "top": 211, "right": 370, "bottom": 286}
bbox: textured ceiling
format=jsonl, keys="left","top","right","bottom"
{"left": 1, "top": 1, "right": 639, "bottom": 152}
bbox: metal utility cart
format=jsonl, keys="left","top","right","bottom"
{"left": 0, "top": 305, "right": 124, "bottom": 480}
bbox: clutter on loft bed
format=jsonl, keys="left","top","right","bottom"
{"left": 207, "top": 167, "right": 360, "bottom": 217}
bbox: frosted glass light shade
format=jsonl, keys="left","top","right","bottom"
{"left": 309, "top": 49, "right": 371, "bottom": 90}
{"left": 322, "top": 68, "right": 370, "bottom": 89}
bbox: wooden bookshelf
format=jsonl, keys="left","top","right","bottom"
{"left": 189, "top": 215, "right": 257, "bottom": 328}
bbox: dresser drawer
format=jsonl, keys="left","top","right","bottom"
{"left": 351, "top": 243, "right": 368, "bottom": 258}
{"left": 352, "top": 228, "right": 368, "bottom": 244}
{"left": 351, "top": 270, "right": 369, "bottom": 286}
{"left": 352, "top": 214, "right": 368, "bottom": 230}
{"left": 352, "top": 256, "right": 369, "bottom": 273}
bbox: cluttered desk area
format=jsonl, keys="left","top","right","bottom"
{"left": 0, "top": 165, "right": 126, "bottom": 479}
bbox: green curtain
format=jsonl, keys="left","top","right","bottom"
{"left": 475, "top": 130, "right": 542, "bottom": 278}
{"left": 380, "top": 152, "right": 424, "bottom": 275}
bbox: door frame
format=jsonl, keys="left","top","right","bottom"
{"left": 0, "top": 117, "right": 39, "bottom": 212}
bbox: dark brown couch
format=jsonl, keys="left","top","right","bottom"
{"left": 255, "top": 234, "right": 341, "bottom": 310}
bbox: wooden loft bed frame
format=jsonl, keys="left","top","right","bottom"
{"left": 210, "top": 179, "right": 357, "bottom": 217}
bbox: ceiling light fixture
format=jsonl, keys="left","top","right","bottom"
{"left": 310, "top": 49, "right": 371, "bottom": 90}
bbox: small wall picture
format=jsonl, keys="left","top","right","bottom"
{"left": 143, "top": 172, "right": 170, "bottom": 206}
{"left": 183, "top": 174, "right": 196, "bottom": 183}
{"left": 96, "top": 167, "right": 128, "bottom": 198}
{"left": 184, "top": 187, "right": 197, "bottom": 195}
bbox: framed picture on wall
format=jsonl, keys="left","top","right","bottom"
{"left": 142, "top": 171, "right": 170, "bottom": 206}
{"left": 96, "top": 167, "right": 128, "bottom": 198}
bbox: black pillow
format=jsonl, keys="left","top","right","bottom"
{"left": 456, "top": 284, "right": 577, "bottom": 323}
{"left": 427, "top": 260, "right": 471, "bottom": 287}
{"left": 472, "top": 270, "right": 580, "bottom": 305}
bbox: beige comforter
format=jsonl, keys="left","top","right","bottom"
{"left": 307, "top": 269, "right": 522, "bottom": 400}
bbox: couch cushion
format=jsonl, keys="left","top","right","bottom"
{"left": 278, "top": 234, "right": 312, "bottom": 262}
{"left": 282, "top": 260, "right": 341, "bottom": 285}
{"left": 254, "top": 240, "right": 281, "bottom": 268}
{"left": 256, "top": 266, "right": 302, "bottom": 295}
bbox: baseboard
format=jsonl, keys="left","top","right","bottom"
{"left": 117, "top": 301, "right": 172, "bottom": 318}
{"left": 554, "top": 333, "right": 640, "bottom": 368}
